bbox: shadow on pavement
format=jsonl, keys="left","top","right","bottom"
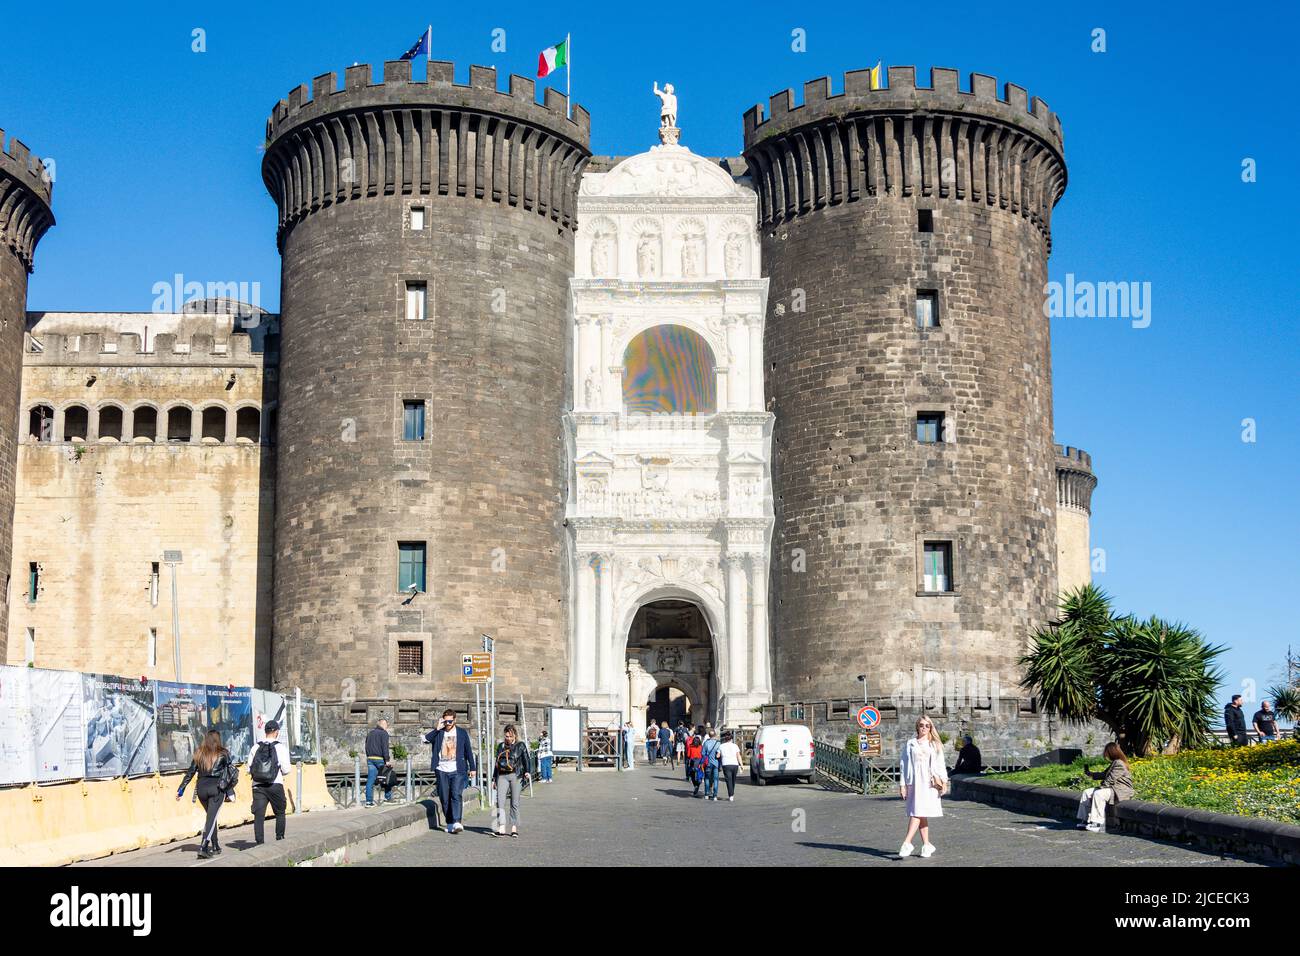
{"left": 798, "top": 841, "right": 900, "bottom": 860}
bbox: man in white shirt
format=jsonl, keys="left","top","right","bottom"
{"left": 250, "top": 720, "right": 293, "bottom": 843}
{"left": 717, "top": 732, "right": 743, "bottom": 801}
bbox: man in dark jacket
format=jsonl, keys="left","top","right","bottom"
{"left": 364, "top": 718, "right": 393, "bottom": 807}
{"left": 1224, "top": 695, "right": 1249, "bottom": 747}
{"left": 951, "top": 735, "right": 984, "bottom": 775}
{"left": 425, "top": 710, "right": 477, "bottom": 834}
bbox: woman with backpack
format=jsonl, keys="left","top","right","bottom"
{"left": 685, "top": 730, "right": 704, "bottom": 796}
{"left": 176, "top": 730, "right": 234, "bottom": 859}
{"left": 898, "top": 716, "right": 948, "bottom": 858}
{"left": 492, "top": 724, "right": 532, "bottom": 837}
{"left": 699, "top": 729, "right": 721, "bottom": 801}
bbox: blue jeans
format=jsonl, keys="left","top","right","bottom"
{"left": 702, "top": 764, "right": 718, "bottom": 798}
{"left": 365, "top": 758, "right": 391, "bottom": 804}
{"left": 540, "top": 756, "right": 553, "bottom": 780}
{"left": 436, "top": 769, "right": 468, "bottom": 827}
{"left": 646, "top": 743, "right": 656, "bottom": 762}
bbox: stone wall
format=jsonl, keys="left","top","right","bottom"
{"left": 264, "top": 61, "right": 591, "bottom": 703}
{"left": 6, "top": 318, "right": 276, "bottom": 685}
{"left": 1055, "top": 445, "right": 1096, "bottom": 595}
{"left": 743, "top": 67, "right": 1068, "bottom": 705}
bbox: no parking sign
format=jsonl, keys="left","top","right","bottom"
{"left": 856, "top": 705, "right": 880, "bottom": 730}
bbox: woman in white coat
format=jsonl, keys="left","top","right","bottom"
{"left": 898, "top": 716, "right": 948, "bottom": 858}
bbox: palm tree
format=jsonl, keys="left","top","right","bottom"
{"left": 1267, "top": 684, "right": 1300, "bottom": 735}
{"left": 1020, "top": 586, "right": 1225, "bottom": 755}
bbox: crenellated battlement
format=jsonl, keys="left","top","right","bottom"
{"left": 740, "top": 66, "right": 1066, "bottom": 242}
{"left": 0, "top": 128, "right": 56, "bottom": 271}
{"left": 1055, "top": 445, "right": 1097, "bottom": 514}
{"left": 262, "top": 61, "right": 592, "bottom": 242}
{"left": 25, "top": 330, "right": 275, "bottom": 368}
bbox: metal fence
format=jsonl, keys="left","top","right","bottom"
{"left": 812, "top": 741, "right": 1032, "bottom": 794}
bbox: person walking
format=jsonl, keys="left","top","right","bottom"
{"left": 176, "top": 730, "right": 233, "bottom": 859}
{"left": 645, "top": 721, "right": 659, "bottom": 766}
{"left": 898, "top": 716, "right": 948, "bottom": 858}
{"left": 699, "top": 729, "right": 721, "bottom": 801}
{"left": 364, "top": 717, "right": 394, "bottom": 807}
{"left": 660, "top": 721, "right": 676, "bottom": 769}
{"left": 622, "top": 721, "right": 636, "bottom": 771}
{"left": 1253, "top": 700, "right": 1280, "bottom": 743}
{"left": 1224, "top": 695, "right": 1250, "bottom": 747}
{"left": 248, "top": 720, "right": 292, "bottom": 844}
{"left": 425, "top": 709, "right": 476, "bottom": 834}
{"left": 674, "top": 722, "right": 688, "bottom": 777}
{"left": 686, "top": 730, "right": 704, "bottom": 796}
{"left": 492, "top": 724, "right": 532, "bottom": 837}
{"left": 718, "top": 731, "right": 743, "bottom": 801}
{"left": 537, "top": 730, "right": 554, "bottom": 783}
{"left": 1076, "top": 742, "right": 1134, "bottom": 832}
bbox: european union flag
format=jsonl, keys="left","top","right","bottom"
{"left": 400, "top": 27, "right": 431, "bottom": 62}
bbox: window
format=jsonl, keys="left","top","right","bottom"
{"left": 28, "top": 405, "right": 53, "bottom": 442}
{"left": 916, "top": 412, "right": 945, "bottom": 444}
{"left": 150, "top": 562, "right": 160, "bottom": 607}
{"left": 147, "top": 628, "right": 157, "bottom": 668}
{"left": 923, "top": 541, "right": 954, "bottom": 593}
{"left": 397, "top": 641, "right": 424, "bottom": 676}
{"left": 398, "top": 542, "right": 427, "bottom": 593}
{"left": 27, "top": 562, "right": 39, "bottom": 603}
{"left": 410, "top": 206, "right": 426, "bottom": 231}
{"left": 167, "top": 407, "right": 192, "bottom": 443}
{"left": 98, "top": 406, "right": 123, "bottom": 441}
{"left": 201, "top": 406, "right": 226, "bottom": 442}
{"left": 25, "top": 628, "right": 34, "bottom": 666}
{"left": 918, "top": 209, "right": 934, "bottom": 233}
{"left": 916, "top": 290, "right": 939, "bottom": 328}
{"left": 133, "top": 406, "right": 157, "bottom": 442}
{"left": 405, "top": 282, "right": 427, "bottom": 322}
{"left": 64, "top": 405, "right": 89, "bottom": 441}
{"left": 403, "top": 401, "right": 426, "bottom": 441}
{"left": 236, "top": 407, "right": 261, "bottom": 443}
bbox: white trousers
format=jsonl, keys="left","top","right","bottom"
{"left": 1077, "top": 786, "right": 1113, "bottom": 826}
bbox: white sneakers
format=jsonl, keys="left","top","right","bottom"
{"left": 899, "top": 842, "right": 937, "bottom": 858}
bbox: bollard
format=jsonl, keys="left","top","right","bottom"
{"left": 405, "top": 755, "right": 413, "bottom": 803}
{"left": 353, "top": 753, "right": 362, "bottom": 808}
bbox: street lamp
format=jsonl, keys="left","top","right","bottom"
{"left": 163, "top": 550, "right": 183, "bottom": 681}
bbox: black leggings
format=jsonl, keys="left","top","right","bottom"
{"left": 722, "top": 765, "right": 738, "bottom": 797}
{"left": 196, "top": 778, "right": 224, "bottom": 849}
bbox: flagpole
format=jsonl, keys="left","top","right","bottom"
{"left": 427, "top": 25, "right": 432, "bottom": 66}
{"left": 566, "top": 32, "right": 572, "bottom": 119}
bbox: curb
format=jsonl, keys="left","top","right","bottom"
{"left": 950, "top": 776, "right": 1300, "bottom": 865}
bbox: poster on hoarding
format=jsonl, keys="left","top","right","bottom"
{"left": 290, "top": 697, "right": 319, "bottom": 763}
{"left": 0, "top": 665, "right": 35, "bottom": 784}
{"left": 81, "top": 674, "right": 158, "bottom": 779}
{"left": 251, "top": 689, "right": 287, "bottom": 747}
{"left": 154, "top": 681, "right": 207, "bottom": 772}
{"left": 207, "top": 685, "right": 253, "bottom": 764}
{"left": 29, "top": 667, "right": 85, "bottom": 782}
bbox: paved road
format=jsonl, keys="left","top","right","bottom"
{"left": 360, "top": 762, "right": 1265, "bottom": 867}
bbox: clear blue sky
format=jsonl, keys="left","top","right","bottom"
{"left": 4, "top": 1, "right": 1296, "bottom": 708}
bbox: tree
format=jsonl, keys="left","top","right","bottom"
{"left": 1020, "top": 585, "right": 1226, "bottom": 755}
{"left": 1267, "top": 685, "right": 1300, "bottom": 728}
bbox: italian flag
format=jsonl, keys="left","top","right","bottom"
{"left": 538, "top": 37, "right": 569, "bottom": 77}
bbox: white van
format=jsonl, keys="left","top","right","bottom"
{"left": 750, "top": 724, "right": 815, "bottom": 785}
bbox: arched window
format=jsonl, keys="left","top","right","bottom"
{"left": 63, "top": 405, "right": 89, "bottom": 442}
{"left": 166, "top": 407, "right": 192, "bottom": 443}
{"left": 235, "top": 407, "right": 261, "bottom": 443}
{"left": 622, "top": 325, "right": 716, "bottom": 414}
{"left": 132, "top": 406, "right": 157, "bottom": 442}
{"left": 201, "top": 406, "right": 226, "bottom": 443}
{"left": 98, "top": 405, "right": 123, "bottom": 442}
{"left": 28, "top": 405, "right": 53, "bottom": 442}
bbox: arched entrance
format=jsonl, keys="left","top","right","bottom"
{"left": 626, "top": 598, "right": 717, "bottom": 732}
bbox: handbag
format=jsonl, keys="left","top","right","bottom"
{"left": 219, "top": 757, "right": 240, "bottom": 793}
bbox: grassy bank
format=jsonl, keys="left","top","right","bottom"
{"left": 995, "top": 739, "right": 1300, "bottom": 825}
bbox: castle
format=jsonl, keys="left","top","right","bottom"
{"left": 0, "top": 62, "right": 1097, "bottom": 748}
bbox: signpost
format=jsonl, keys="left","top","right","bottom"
{"left": 858, "top": 732, "right": 882, "bottom": 757}
{"left": 856, "top": 705, "right": 881, "bottom": 730}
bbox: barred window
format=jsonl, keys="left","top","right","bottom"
{"left": 397, "top": 641, "right": 424, "bottom": 676}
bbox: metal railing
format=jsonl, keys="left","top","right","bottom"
{"left": 813, "top": 742, "right": 1033, "bottom": 794}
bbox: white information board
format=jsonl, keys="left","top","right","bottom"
{"left": 549, "top": 707, "right": 581, "bottom": 757}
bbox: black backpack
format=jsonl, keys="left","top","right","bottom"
{"left": 251, "top": 740, "right": 280, "bottom": 785}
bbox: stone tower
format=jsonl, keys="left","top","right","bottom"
{"left": 262, "top": 61, "right": 589, "bottom": 701}
{"left": 1055, "top": 445, "right": 1097, "bottom": 595}
{"left": 0, "top": 131, "right": 54, "bottom": 659}
{"left": 742, "top": 67, "right": 1067, "bottom": 703}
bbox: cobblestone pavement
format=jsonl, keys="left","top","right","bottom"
{"left": 360, "top": 762, "right": 1265, "bottom": 867}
